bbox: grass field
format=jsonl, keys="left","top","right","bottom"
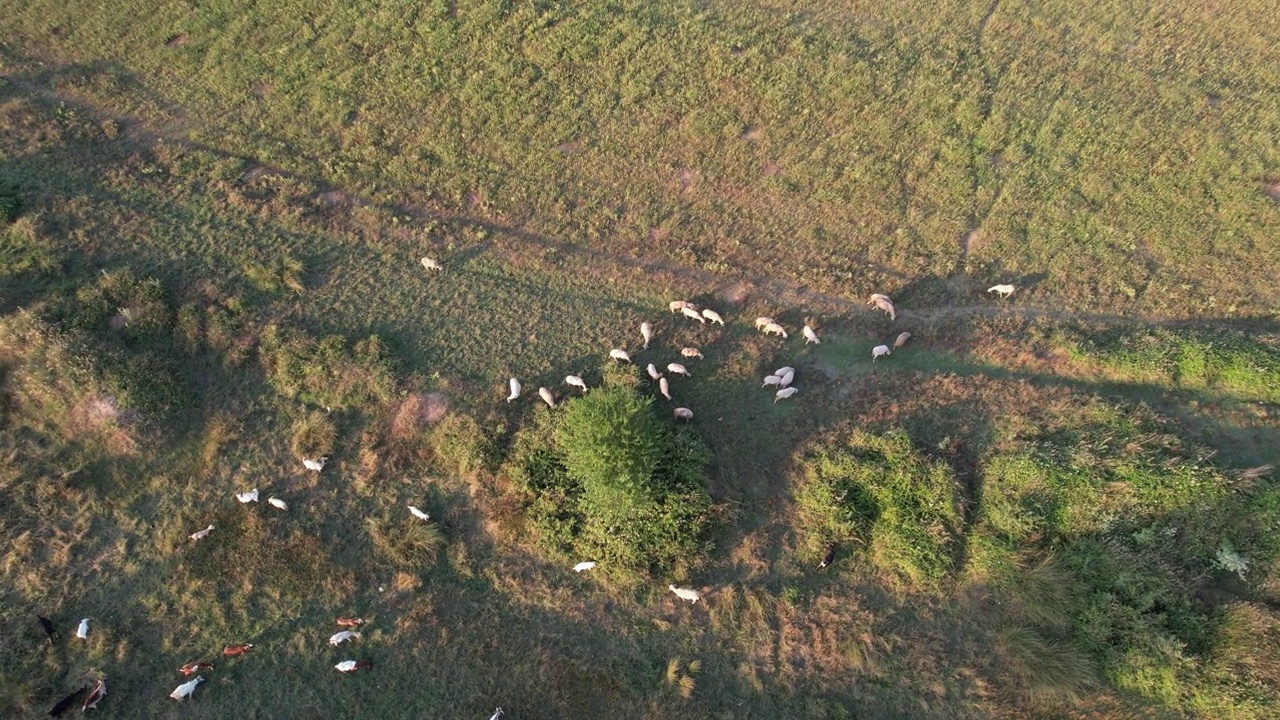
{"left": 1, "top": 1, "right": 1278, "bottom": 718}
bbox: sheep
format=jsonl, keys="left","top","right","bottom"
{"left": 75, "top": 618, "right": 90, "bottom": 640}
{"left": 868, "top": 294, "right": 896, "bottom": 320}
{"left": 609, "top": 348, "right": 632, "bottom": 363}
{"left": 803, "top": 325, "right": 820, "bottom": 344}
{"left": 565, "top": 375, "right": 589, "bottom": 393}
{"left": 420, "top": 257, "right": 443, "bottom": 272}
{"left": 335, "top": 660, "right": 372, "bottom": 673}
{"left": 701, "top": 309, "right": 725, "bottom": 325}
{"left": 762, "top": 322, "right": 788, "bottom": 338}
{"left": 872, "top": 345, "right": 891, "bottom": 361}
{"left": 408, "top": 505, "right": 430, "bottom": 521}
{"left": 666, "top": 363, "right": 690, "bottom": 377}
{"left": 893, "top": 332, "right": 912, "bottom": 350}
{"left": 673, "top": 407, "right": 693, "bottom": 421}
{"left": 303, "top": 456, "right": 327, "bottom": 472}
{"left": 268, "top": 496, "right": 288, "bottom": 510}
{"left": 659, "top": 376, "right": 672, "bottom": 401}
{"left": 335, "top": 617, "right": 364, "bottom": 627}
{"left": 179, "top": 661, "right": 215, "bottom": 676}
{"left": 641, "top": 321, "right": 654, "bottom": 349}
{"left": 779, "top": 369, "right": 794, "bottom": 387}
{"left": 489, "top": 708, "right": 505, "bottom": 720}
{"left": 573, "top": 561, "right": 597, "bottom": 572}
{"left": 235, "top": 488, "right": 259, "bottom": 503}
{"left": 754, "top": 316, "right": 775, "bottom": 330}
{"left": 646, "top": 363, "right": 662, "bottom": 381}
{"left": 988, "top": 284, "right": 1015, "bottom": 298}
{"left": 774, "top": 366, "right": 794, "bottom": 377}
{"left": 539, "top": 387, "right": 556, "bottom": 408}
{"left": 681, "top": 306, "right": 706, "bottom": 323}
{"left": 775, "top": 387, "right": 798, "bottom": 402}
{"left": 189, "top": 525, "right": 214, "bottom": 541}
{"left": 681, "top": 347, "right": 704, "bottom": 359}
{"left": 169, "top": 676, "right": 204, "bottom": 701}
{"left": 669, "top": 585, "right": 703, "bottom": 603}
{"left": 83, "top": 678, "right": 105, "bottom": 711}
{"left": 222, "top": 643, "right": 255, "bottom": 657}
{"left": 506, "top": 378, "right": 521, "bottom": 402}
{"left": 329, "top": 630, "right": 361, "bottom": 646}
{"left": 669, "top": 300, "right": 695, "bottom": 313}
{"left": 762, "top": 374, "right": 782, "bottom": 388}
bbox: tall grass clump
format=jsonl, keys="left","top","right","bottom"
{"left": 795, "top": 429, "right": 959, "bottom": 586}
{"left": 258, "top": 324, "right": 398, "bottom": 410}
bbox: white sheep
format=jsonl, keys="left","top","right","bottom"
{"left": 666, "top": 363, "right": 690, "bottom": 377}
{"left": 681, "top": 306, "right": 706, "bottom": 323}
{"left": 868, "top": 294, "right": 896, "bottom": 321}
{"left": 762, "top": 374, "right": 782, "bottom": 388}
{"left": 988, "top": 284, "right": 1015, "bottom": 298}
{"left": 659, "top": 376, "right": 672, "bottom": 401}
{"left": 303, "top": 456, "right": 328, "bottom": 472}
{"left": 268, "top": 496, "right": 288, "bottom": 510}
{"left": 779, "top": 369, "right": 794, "bottom": 387}
{"left": 565, "top": 375, "right": 589, "bottom": 393}
{"left": 803, "top": 325, "right": 820, "bottom": 344}
{"left": 573, "top": 561, "right": 597, "bottom": 572}
{"left": 681, "top": 347, "right": 703, "bottom": 359}
{"left": 506, "top": 377, "right": 521, "bottom": 402}
{"left": 701, "top": 309, "right": 725, "bottom": 326}
{"left": 646, "top": 363, "right": 663, "bottom": 381}
{"left": 893, "top": 332, "right": 912, "bottom": 350}
{"left": 640, "top": 321, "right": 654, "bottom": 349}
{"left": 774, "top": 366, "right": 794, "bottom": 377}
{"left": 775, "top": 387, "right": 798, "bottom": 403}
{"left": 235, "top": 489, "right": 259, "bottom": 503}
{"left": 420, "top": 257, "right": 443, "bottom": 272}
{"left": 609, "top": 348, "right": 632, "bottom": 363}
{"left": 872, "top": 345, "right": 891, "bottom": 361}
{"left": 673, "top": 407, "right": 693, "bottom": 421}
{"left": 539, "top": 386, "right": 556, "bottom": 408}
{"left": 669, "top": 584, "right": 703, "bottom": 603}
{"left": 754, "top": 316, "right": 775, "bottom": 330}
{"left": 669, "top": 300, "right": 695, "bottom": 313}
{"left": 762, "top": 322, "right": 788, "bottom": 338}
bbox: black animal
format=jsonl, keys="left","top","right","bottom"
{"left": 38, "top": 615, "right": 56, "bottom": 643}
{"left": 48, "top": 688, "right": 85, "bottom": 717}
{"left": 818, "top": 543, "right": 837, "bottom": 570}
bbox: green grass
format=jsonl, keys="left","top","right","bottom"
{"left": 2, "top": 1, "right": 1279, "bottom": 718}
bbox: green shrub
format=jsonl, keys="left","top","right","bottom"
{"left": 558, "top": 385, "right": 660, "bottom": 523}
{"left": 258, "top": 324, "right": 397, "bottom": 410}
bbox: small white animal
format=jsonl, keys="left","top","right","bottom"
{"left": 235, "top": 489, "right": 259, "bottom": 503}
{"left": 408, "top": 505, "right": 431, "bottom": 521}
{"left": 988, "top": 284, "right": 1015, "bottom": 298}
{"left": 420, "top": 257, "right": 442, "bottom": 272}
{"left": 872, "top": 345, "right": 891, "bottom": 361}
{"left": 868, "top": 294, "right": 896, "bottom": 320}
{"left": 774, "top": 366, "right": 794, "bottom": 377}
{"left": 169, "top": 676, "right": 204, "bottom": 701}
{"left": 669, "top": 300, "right": 694, "bottom": 314}
{"left": 646, "top": 363, "right": 662, "bottom": 381}
{"left": 76, "top": 618, "right": 90, "bottom": 640}
{"left": 775, "top": 387, "right": 798, "bottom": 402}
{"left": 779, "top": 370, "right": 794, "bottom": 388}
{"left": 573, "top": 561, "right": 597, "bottom": 572}
{"left": 893, "top": 332, "right": 912, "bottom": 350}
{"left": 669, "top": 584, "right": 703, "bottom": 603}
{"left": 489, "top": 708, "right": 505, "bottom": 720}
{"left": 640, "top": 321, "right": 654, "bottom": 349}
{"left": 762, "top": 375, "right": 782, "bottom": 388}
{"left": 506, "top": 377, "right": 521, "bottom": 402}
{"left": 673, "top": 407, "right": 693, "bottom": 421}
{"left": 539, "top": 387, "right": 556, "bottom": 408}
{"left": 659, "top": 376, "right": 672, "bottom": 401}
{"left": 701, "top": 309, "right": 725, "bottom": 325}
{"left": 302, "top": 457, "right": 327, "bottom": 472}
{"left": 609, "top": 348, "right": 632, "bottom": 363}
{"left": 566, "top": 375, "right": 589, "bottom": 393}
{"left": 680, "top": 347, "right": 703, "bottom": 359}
{"left": 803, "top": 326, "right": 820, "bottom": 344}
{"left": 268, "top": 497, "right": 288, "bottom": 511}
{"left": 754, "top": 317, "right": 775, "bottom": 330}
{"left": 680, "top": 306, "right": 705, "bottom": 323}
{"left": 666, "top": 363, "right": 690, "bottom": 377}
{"left": 189, "top": 525, "right": 214, "bottom": 541}
{"left": 762, "top": 322, "right": 788, "bottom": 338}
{"left": 329, "top": 630, "right": 361, "bottom": 646}
{"left": 334, "top": 660, "right": 372, "bottom": 673}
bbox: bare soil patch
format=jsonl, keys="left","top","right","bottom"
{"left": 164, "top": 33, "right": 189, "bottom": 47}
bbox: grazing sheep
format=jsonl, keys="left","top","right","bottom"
{"left": 329, "top": 630, "right": 361, "bottom": 646}
{"left": 223, "top": 643, "right": 254, "bottom": 657}
{"left": 872, "top": 345, "right": 891, "bottom": 361}
{"left": 408, "top": 505, "right": 430, "bottom": 521}
{"left": 566, "top": 375, "right": 589, "bottom": 393}
{"left": 609, "top": 348, "right": 632, "bottom": 363}
{"left": 641, "top": 321, "right": 654, "bottom": 349}
{"left": 681, "top": 306, "right": 706, "bottom": 323}
{"left": 868, "top": 294, "right": 896, "bottom": 320}
{"left": 988, "top": 284, "right": 1015, "bottom": 298}
{"left": 179, "top": 661, "right": 215, "bottom": 676}
{"left": 335, "top": 660, "right": 372, "bottom": 673}
{"left": 303, "top": 457, "right": 327, "bottom": 472}
{"left": 669, "top": 300, "right": 695, "bottom": 313}
{"left": 659, "top": 377, "right": 672, "bottom": 401}
{"left": 574, "top": 561, "right": 597, "bottom": 572}
{"left": 268, "top": 496, "right": 288, "bottom": 510}
{"left": 189, "top": 525, "right": 214, "bottom": 541}
{"left": 754, "top": 317, "right": 775, "bottom": 330}
{"left": 335, "top": 617, "right": 364, "bottom": 627}
{"left": 539, "top": 387, "right": 556, "bottom": 408}
{"left": 681, "top": 347, "right": 703, "bottom": 359}
{"left": 75, "top": 618, "right": 90, "bottom": 640}
{"left": 235, "top": 488, "right": 259, "bottom": 503}
{"left": 666, "top": 363, "right": 690, "bottom": 377}
{"left": 646, "top": 363, "right": 662, "bottom": 381}
{"left": 774, "top": 366, "right": 794, "bottom": 377}
{"left": 779, "top": 369, "right": 794, "bottom": 387}
{"left": 669, "top": 585, "right": 703, "bottom": 603}
{"left": 893, "top": 332, "right": 912, "bottom": 350}
{"left": 170, "top": 676, "right": 204, "bottom": 701}
{"left": 83, "top": 678, "right": 105, "bottom": 711}
{"left": 762, "top": 322, "right": 788, "bottom": 338}
{"left": 420, "top": 257, "right": 443, "bottom": 272}
{"left": 673, "top": 407, "right": 693, "bottom": 421}
{"left": 803, "top": 325, "right": 820, "bottom": 344}
{"left": 701, "top": 309, "right": 725, "bottom": 325}
{"left": 506, "top": 378, "right": 521, "bottom": 402}
{"left": 775, "top": 387, "right": 798, "bottom": 402}
{"left": 489, "top": 708, "right": 505, "bottom": 720}
{"left": 762, "top": 374, "right": 782, "bottom": 388}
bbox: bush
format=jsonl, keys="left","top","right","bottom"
{"left": 796, "top": 429, "right": 959, "bottom": 586}
{"left": 258, "top": 324, "right": 398, "bottom": 410}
